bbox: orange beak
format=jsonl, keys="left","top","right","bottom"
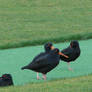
{"left": 51, "top": 46, "right": 55, "bottom": 50}
{"left": 58, "top": 52, "right": 69, "bottom": 58}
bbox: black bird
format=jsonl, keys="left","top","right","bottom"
{"left": 21, "top": 48, "right": 68, "bottom": 80}
{"left": 60, "top": 40, "right": 81, "bottom": 70}
{"left": 35, "top": 42, "right": 55, "bottom": 79}
{"left": 36, "top": 42, "right": 68, "bottom": 79}
{"left": 0, "top": 74, "right": 14, "bottom": 87}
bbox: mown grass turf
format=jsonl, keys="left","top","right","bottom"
{"left": 0, "top": 0, "right": 92, "bottom": 49}
{"left": 0, "top": 74, "right": 92, "bottom": 92}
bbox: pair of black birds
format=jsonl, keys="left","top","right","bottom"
{"left": 21, "top": 40, "right": 81, "bottom": 80}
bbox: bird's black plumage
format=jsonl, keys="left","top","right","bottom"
{"left": 44, "top": 42, "right": 53, "bottom": 53}
{"left": 60, "top": 40, "right": 81, "bottom": 62}
{"left": 21, "top": 48, "right": 60, "bottom": 74}
{"left": 30, "top": 42, "right": 53, "bottom": 64}
{"left": 0, "top": 74, "right": 14, "bottom": 87}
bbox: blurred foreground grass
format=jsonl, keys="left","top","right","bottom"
{"left": 0, "top": 74, "right": 92, "bottom": 92}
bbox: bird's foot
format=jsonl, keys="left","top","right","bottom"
{"left": 37, "top": 76, "right": 40, "bottom": 80}
{"left": 68, "top": 68, "right": 73, "bottom": 71}
{"left": 42, "top": 74, "right": 46, "bottom": 80}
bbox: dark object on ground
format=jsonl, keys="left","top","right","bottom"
{"left": 60, "top": 40, "right": 81, "bottom": 70}
{"left": 0, "top": 74, "right": 14, "bottom": 87}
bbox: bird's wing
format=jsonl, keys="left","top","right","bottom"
{"left": 29, "top": 54, "right": 49, "bottom": 70}
{"left": 61, "top": 47, "right": 73, "bottom": 55}
{"left": 32, "top": 52, "right": 45, "bottom": 62}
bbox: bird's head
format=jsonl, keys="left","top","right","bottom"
{"left": 70, "top": 40, "right": 79, "bottom": 48}
{"left": 2, "top": 74, "right": 13, "bottom": 81}
{"left": 44, "top": 42, "right": 54, "bottom": 52}
{"left": 52, "top": 48, "right": 69, "bottom": 58}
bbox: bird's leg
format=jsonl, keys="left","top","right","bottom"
{"left": 67, "top": 62, "right": 73, "bottom": 71}
{"left": 42, "top": 74, "right": 46, "bottom": 80}
{"left": 37, "top": 72, "right": 40, "bottom": 80}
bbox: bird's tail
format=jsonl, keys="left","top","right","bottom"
{"left": 21, "top": 66, "right": 27, "bottom": 70}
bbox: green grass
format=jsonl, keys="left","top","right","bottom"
{"left": 0, "top": 0, "right": 92, "bottom": 91}
{"left": 0, "top": 75, "right": 92, "bottom": 92}
{"left": 0, "top": 0, "right": 92, "bottom": 49}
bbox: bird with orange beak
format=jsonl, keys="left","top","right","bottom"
{"left": 60, "top": 40, "right": 81, "bottom": 71}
